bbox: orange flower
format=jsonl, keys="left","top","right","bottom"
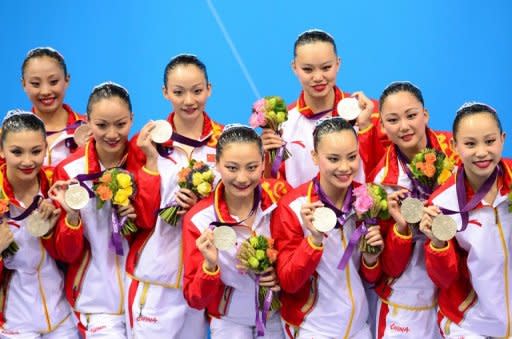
{"left": 193, "top": 161, "right": 206, "bottom": 170}
{"left": 266, "top": 248, "right": 278, "bottom": 263}
{"left": 416, "top": 162, "right": 425, "bottom": 171}
{"left": 100, "top": 172, "right": 112, "bottom": 184}
{"left": 423, "top": 164, "right": 436, "bottom": 178}
{"left": 0, "top": 199, "right": 9, "bottom": 215}
{"left": 267, "top": 238, "right": 275, "bottom": 248}
{"left": 96, "top": 184, "right": 113, "bottom": 201}
{"left": 425, "top": 152, "right": 436, "bottom": 164}
{"left": 177, "top": 167, "right": 192, "bottom": 183}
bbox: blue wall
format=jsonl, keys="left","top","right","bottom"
{"left": 1, "top": 0, "right": 511, "bottom": 156}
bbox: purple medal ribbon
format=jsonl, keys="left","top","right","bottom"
{"left": 156, "top": 131, "right": 211, "bottom": 158}
{"left": 395, "top": 145, "right": 433, "bottom": 200}
{"left": 440, "top": 165, "right": 499, "bottom": 232}
{"left": 6, "top": 195, "right": 42, "bottom": 221}
{"left": 75, "top": 172, "right": 105, "bottom": 198}
{"left": 254, "top": 276, "right": 273, "bottom": 336}
{"left": 270, "top": 143, "right": 286, "bottom": 178}
{"left": 110, "top": 208, "right": 126, "bottom": 256}
{"left": 209, "top": 185, "right": 261, "bottom": 228}
{"left": 47, "top": 120, "right": 86, "bottom": 151}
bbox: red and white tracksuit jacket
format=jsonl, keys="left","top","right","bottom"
{"left": 50, "top": 138, "right": 160, "bottom": 318}
{"left": 425, "top": 160, "right": 512, "bottom": 338}
{"left": 371, "top": 128, "right": 456, "bottom": 338}
{"left": 271, "top": 177, "right": 381, "bottom": 338}
{"left": 182, "top": 179, "right": 290, "bottom": 324}
{"left": 0, "top": 166, "right": 71, "bottom": 333}
{"left": 278, "top": 87, "right": 388, "bottom": 187}
{"left": 125, "top": 113, "right": 222, "bottom": 331}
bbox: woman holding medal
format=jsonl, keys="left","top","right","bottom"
{"left": 262, "top": 29, "right": 387, "bottom": 188}
{"left": 48, "top": 82, "right": 160, "bottom": 338}
{"left": 272, "top": 118, "right": 384, "bottom": 339}
{"left": 370, "top": 82, "right": 456, "bottom": 338}
{"left": 421, "top": 103, "right": 512, "bottom": 338}
{"left": 19, "top": 47, "right": 89, "bottom": 172}
{"left": 0, "top": 111, "right": 78, "bottom": 338}
{"left": 123, "top": 54, "right": 224, "bottom": 338}
{"left": 183, "top": 125, "right": 290, "bottom": 338}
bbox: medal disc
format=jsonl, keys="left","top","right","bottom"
{"left": 64, "top": 184, "right": 90, "bottom": 210}
{"left": 400, "top": 197, "right": 424, "bottom": 224}
{"left": 213, "top": 226, "right": 237, "bottom": 251}
{"left": 312, "top": 207, "right": 337, "bottom": 232}
{"left": 26, "top": 211, "right": 52, "bottom": 238}
{"left": 432, "top": 214, "right": 457, "bottom": 241}
{"left": 337, "top": 97, "right": 361, "bottom": 121}
{"left": 73, "top": 125, "right": 91, "bottom": 147}
{"left": 151, "top": 120, "right": 173, "bottom": 144}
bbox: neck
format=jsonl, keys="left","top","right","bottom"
{"left": 304, "top": 88, "right": 335, "bottom": 113}
{"left": 34, "top": 106, "right": 68, "bottom": 130}
{"left": 6, "top": 170, "right": 40, "bottom": 204}
{"left": 96, "top": 144, "right": 126, "bottom": 169}
{"left": 174, "top": 113, "right": 204, "bottom": 139}
{"left": 319, "top": 177, "right": 348, "bottom": 210}
{"left": 399, "top": 135, "right": 428, "bottom": 162}
{"left": 224, "top": 188, "right": 255, "bottom": 219}
{"left": 465, "top": 167, "right": 496, "bottom": 193}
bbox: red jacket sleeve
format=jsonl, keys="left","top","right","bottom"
{"left": 358, "top": 115, "right": 387, "bottom": 180}
{"left": 424, "top": 239, "right": 459, "bottom": 289}
{"left": 360, "top": 257, "right": 382, "bottom": 283}
{"left": 381, "top": 222, "right": 414, "bottom": 278}
{"left": 182, "top": 209, "right": 222, "bottom": 310}
{"left": 127, "top": 137, "right": 161, "bottom": 230}
{"left": 271, "top": 201, "right": 323, "bottom": 294}
{"left": 51, "top": 163, "right": 85, "bottom": 264}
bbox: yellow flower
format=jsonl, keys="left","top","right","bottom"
{"left": 114, "top": 188, "right": 131, "bottom": 206}
{"left": 196, "top": 182, "right": 212, "bottom": 197}
{"left": 201, "top": 170, "right": 213, "bottom": 182}
{"left": 117, "top": 173, "right": 132, "bottom": 189}
{"left": 437, "top": 168, "right": 452, "bottom": 185}
{"left": 192, "top": 172, "right": 203, "bottom": 187}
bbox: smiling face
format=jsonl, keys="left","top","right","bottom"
{"left": 380, "top": 91, "right": 429, "bottom": 158}
{"left": 22, "top": 56, "right": 69, "bottom": 115}
{"left": 216, "top": 141, "right": 263, "bottom": 202}
{"left": 88, "top": 97, "right": 132, "bottom": 161}
{"left": 452, "top": 112, "right": 505, "bottom": 187}
{"left": 312, "top": 129, "right": 359, "bottom": 195}
{"left": 163, "top": 64, "right": 211, "bottom": 124}
{"left": 292, "top": 41, "right": 340, "bottom": 101}
{"left": 0, "top": 129, "right": 47, "bottom": 183}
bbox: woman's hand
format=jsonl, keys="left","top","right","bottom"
{"left": 137, "top": 121, "right": 159, "bottom": 172}
{"left": 352, "top": 91, "right": 375, "bottom": 131}
{"left": 387, "top": 189, "right": 409, "bottom": 233}
{"left": 196, "top": 228, "right": 219, "bottom": 272}
{"left": 48, "top": 180, "right": 81, "bottom": 226}
{"left": 175, "top": 188, "right": 198, "bottom": 215}
{"left": 419, "top": 205, "right": 447, "bottom": 248}
{"left": 258, "top": 266, "right": 280, "bottom": 292}
{"left": 261, "top": 128, "right": 284, "bottom": 153}
{"left": 361, "top": 225, "right": 384, "bottom": 265}
{"left": 0, "top": 220, "right": 14, "bottom": 253}
{"left": 300, "top": 200, "right": 325, "bottom": 246}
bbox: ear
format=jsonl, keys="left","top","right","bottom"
{"left": 335, "top": 56, "right": 341, "bottom": 72}
{"left": 450, "top": 136, "right": 456, "bottom": 151}
{"left": 64, "top": 74, "right": 70, "bottom": 91}
{"left": 162, "top": 85, "right": 169, "bottom": 100}
{"left": 206, "top": 82, "right": 212, "bottom": 98}
{"left": 21, "top": 77, "right": 27, "bottom": 91}
{"left": 311, "top": 149, "right": 319, "bottom": 166}
{"left": 291, "top": 59, "right": 298, "bottom": 76}
{"left": 424, "top": 108, "right": 430, "bottom": 124}
{"left": 501, "top": 131, "right": 506, "bottom": 144}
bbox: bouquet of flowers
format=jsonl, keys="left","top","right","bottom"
{"left": 249, "top": 96, "right": 291, "bottom": 173}
{"left": 353, "top": 184, "right": 390, "bottom": 254}
{"left": 0, "top": 196, "right": 19, "bottom": 258}
{"left": 93, "top": 168, "right": 137, "bottom": 236}
{"left": 159, "top": 160, "right": 215, "bottom": 226}
{"left": 237, "top": 235, "right": 281, "bottom": 311}
{"left": 410, "top": 148, "right": 454, "bottom": 189}
{"left": 508, "top": 187, "right": 512, "bottom": 213}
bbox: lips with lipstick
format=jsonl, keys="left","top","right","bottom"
{"left": 19, "top": 167, "right": 36, "bottom": 174}
{"left": 39, "top": 96, "right": 56, "bottom": 106}
{"left": 312, "top": 84, "right": 327, "bottom": 92}
{"left": 104, "top": 140, "right": 121, "bottom": 148}
{"left": 334, "top": 173, "right": 351, "bottom": 183}
{"left": 474, "top": 160, "right": 492, "bottom": 169}
{"left": 400, "top": 133, "right": 414, "bottom": 142}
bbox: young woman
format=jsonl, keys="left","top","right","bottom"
{"left": 421, "top": 103, "right": 511, "bottom": 338}
{"left": 370, "top": 82, "right": 456, "bottom": 338}
{"left": 272, "top": 118, "right": 383, "bottom": 338}
{"left": 183, "top": 125, "right": 290, "bottom": 338}
{"left": 124, "top": 54, "right": 223, "bottom": 338}
{"left": 0, "top": 111, "right": 78, "bottom": 338}
{"left": 20, "top": 47, "right": 87, "bottom": 170}
{"left": 49, "top": 82, "right": 160, "bottom": 338}
{"left": 262, "top": 29, "right": 388, "bottom": 187}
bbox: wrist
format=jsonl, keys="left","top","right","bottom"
{"left": 203, "top": 260, "right": 218, "bottom": 273}
{"left": 431, "top": 239, "right": 447, "bottom": 249}
{"left": 309, "top": 235, "right": 323, "bottom": 247}
{"left": 144, "top": 159, "right": 158, "bottom": 173}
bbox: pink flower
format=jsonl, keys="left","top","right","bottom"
{"left": 252, "top": 98, "right": 266, "bottom": 114}
{"left": 353, "top": 186, "right": 373, "bottom": 215}
{"left": 249, "top": 111, "right": 266, "bottom": 128}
